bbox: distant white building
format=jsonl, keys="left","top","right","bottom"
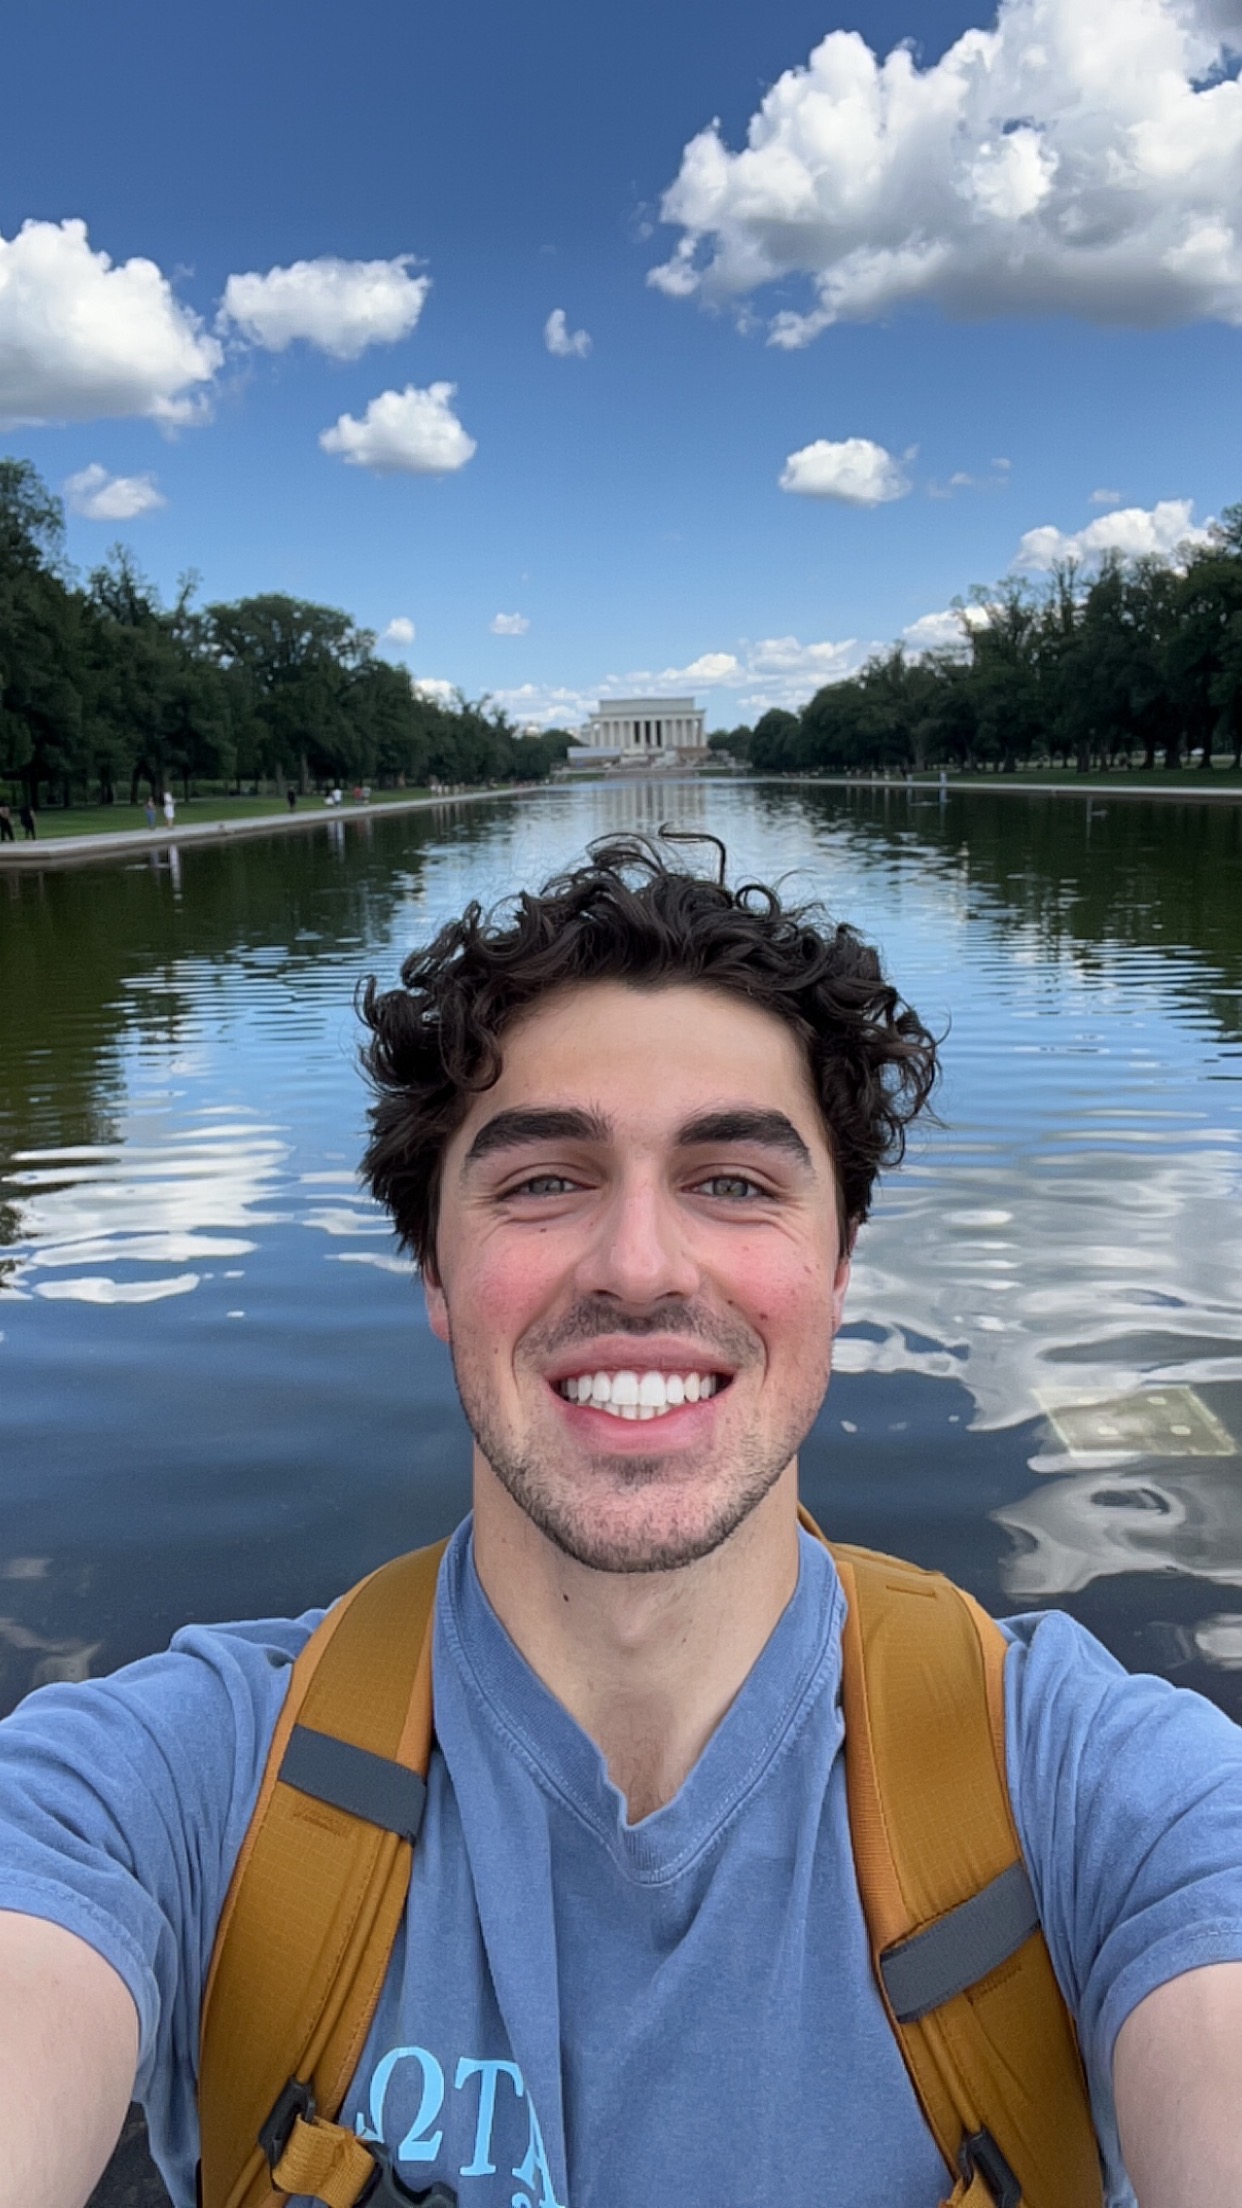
{"left": 569, "top": 695, "right": 708, "bottom": 767}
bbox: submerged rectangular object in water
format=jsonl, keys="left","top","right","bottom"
{"left": 1037, "top": 1385, "right": 1236, "bottom": 1460}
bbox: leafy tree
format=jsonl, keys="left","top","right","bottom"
{"left": 206, "top": 595, "right": 369, "bottom": 787}
{"left": 708, "top": 725, "right": 752, "bottom": 762}
{"left": 9, "top": 450, "right": 1241, "bottom": 807}
{"left": 1166, "top": 532, "right": 1242, "bottom": 770}
{"left": 749, "top": 708, "right": 803, "bottom": 772}
{"left": 0, "top": 462, "right": 85, "bottom": 806}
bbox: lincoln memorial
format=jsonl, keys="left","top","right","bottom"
{"left": 569, "top": 695, "right": 708, "bottom": 766}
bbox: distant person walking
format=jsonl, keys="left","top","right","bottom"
{"left": 162, "top": 792, "right": 175, "bottom": 828}
{"left": 19, "top": 802, "right": 36, "bottom": 840}
{"left": 0, "top": 804, "right": 13, "bottom": 843}
{"left": 286, "top": 788, "right": 297, "bottom": 811}
{"left": 144, "top": 798, "right": 157, "bottom": 829}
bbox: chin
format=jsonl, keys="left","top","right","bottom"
{"left": 499, "top": 1456, "right": 783, "bottom": 1577}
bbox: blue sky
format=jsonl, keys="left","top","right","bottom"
{"left": 2, "top": 0, "right": 1240, "bottom": 726}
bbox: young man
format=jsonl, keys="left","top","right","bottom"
{"left": 0, "top": 838, "right": 1240, "bottom": 2208}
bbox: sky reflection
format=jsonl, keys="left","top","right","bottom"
{"left": 1, "top": 785, "right": 1240, "bottom": 1682}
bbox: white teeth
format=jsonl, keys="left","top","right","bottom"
{"left": 557, "top": 1368, "right": 724, "bottom": 1417}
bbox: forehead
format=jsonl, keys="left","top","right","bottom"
{"left": 453, "top": 980, "right": 824, "bottom": 1140}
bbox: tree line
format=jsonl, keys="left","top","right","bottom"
{"left": 710, "top": 507, "right": 1242, "bottom": 777}
{"left": 0, "top": 458, "right": 570, "bottom": 808}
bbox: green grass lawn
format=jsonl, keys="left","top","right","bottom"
{"left": 6, "top": 768, "right": 1241, "bottom": 845}
{"left": 938, "top": 763, "right": 1242, "bottom": 790}
{"left": 1, "top": 788, "right": 451, "bottom": 841}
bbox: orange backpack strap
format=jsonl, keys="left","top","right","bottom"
{"left": 197, "top": 1539, "right": 452, "bottom": 2208}
{"left": 200, "top": 1518, "right": 1104, "bottom": 2208}
{"left": 813, "top": 1514, "right": 1103, "bottom": 2208}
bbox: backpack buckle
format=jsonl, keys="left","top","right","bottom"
{"left": 357, "top": 2152, "right": 457, "bottom": 2208}
{"left": 958, "top": 2129, "right": 1021, "bottom": 2208}
{"left": 258, "top": 2083, "right": 457, "bottom": 2206}
{"left": 259, "top": 2075, "right": 316, "bottom": 2168}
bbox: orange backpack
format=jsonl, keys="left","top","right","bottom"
{"left": 197, "top": 1516, "right": 1103, "bottom": 2208}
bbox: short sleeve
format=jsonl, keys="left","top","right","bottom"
{"left": 1004, "top": 1608, "right": 1242, "bottom": 2180}
{"left": 0, "top": 1612, "right": 318, "bottom": 2196}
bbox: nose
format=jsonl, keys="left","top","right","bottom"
{"left": 576, "top": 1171, "right": 701, "bottom": 1309}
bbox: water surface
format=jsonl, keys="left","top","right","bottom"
{"left": 3, "top": 778, "right": 1241, "bottom": 1721}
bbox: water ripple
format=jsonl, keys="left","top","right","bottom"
{"left": 1, "top": 782, "right": 1240, "bottom": 1679}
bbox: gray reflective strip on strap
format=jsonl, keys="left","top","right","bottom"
{"left": 279, "top": 1723, "right": 427, "bottom": 1843}
{"left": 880, "top": 1859, "right": 1040, "bottom": 2024}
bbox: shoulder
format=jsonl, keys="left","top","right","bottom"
{"left": 1000, "top": 1607, "right": 1242, "bottom": 2081}
{"left": 0, "top": 1606, "right": 330, "bottom": 2093}
{"left": 0, "top": 1605, "right": 329, "bottom": 1874}
{"left": 1000, "top": 1605, "right": 1242, "bottom": 1814}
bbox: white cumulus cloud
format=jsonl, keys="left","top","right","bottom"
{"left": 63, "top": 462, "right": 165, "bottom": 521}
{"left": 650, "top": 0, "right": 1242, "bottom": 339}
{"left": 0, "top": 218, "right": 221, "bottom": 425}
{"left": 220, "top": 256, "right": 429, "bottom": 360}
{"left": 491, "top": 682, "right": 597, "bottom": 729}
{"left": 749, "top": 635, "right": 860, "bottom": 679}
{"left": 613, "top": 634, "right": 864, "bottom": 714}
{"left": 780, "top": 437, "right": 911, "bottom": 505}
{"left": 1015, "top": 496, "right": 1213, "bottom": 568}
{"left": 903, "top": 610, "right": 970, "bottom": 654}
{"left": 496, "top": 636, "right": 866, "bottom": 733}
{"left": 411, "top": 676, "right": 458, "bottom": 704}
{"left": 379, "top": 617, "right": 416, "bottom": 649}
{"left": 901, "top": 605, "right": 995, "bottom": 654}
{"left": 652, "top": 650, "right": 744, "bottom": 685}
{"left": 739, "top": 636, "right": 865, "bottom": 704}
{"left": 319, "top": 383, "right": 476, "bottom": 475}
{"left": 490, "top": 612, "right": 531, "bottom": 635}
{"left": 544, "top": 308, "right": 592, "bottom": 358}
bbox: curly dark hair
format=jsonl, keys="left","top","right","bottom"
{"left": 359, "top": 834, "right": 939, "bottom": 1267}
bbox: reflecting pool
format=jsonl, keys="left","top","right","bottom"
{"left": 3, "top": 777, "right": 1241, "bottom": 1730}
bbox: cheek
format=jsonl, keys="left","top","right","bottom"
{"left": 727, "top": 1244, "right": 839, "bottom": 1347}
{"left": 445, "top": 1234, "right": 564, "bottom": 1344}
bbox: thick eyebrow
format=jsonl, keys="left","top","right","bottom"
{"left": 676, "top": 1109, "right": 814, "bottom": 1170}
{"left": 463, "top": 1106, "right": 611, "bottom": 1168}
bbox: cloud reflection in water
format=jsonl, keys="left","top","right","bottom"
{"left": 2, "top": 1113, "right": 291, "bottom": 1302}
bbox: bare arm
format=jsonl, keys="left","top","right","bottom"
{"left": 1114, "top": 1962, "right": 1242, "bottom": 2206}
{"left": 0, "top": 1911, "right": 138, "bottom": 2208}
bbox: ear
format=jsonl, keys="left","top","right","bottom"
{"left": 829, "top": 1246, "right": 852, "bottom": 1335}
{"left": 422, "top": 1256, "right": 450, "bottom": 1344}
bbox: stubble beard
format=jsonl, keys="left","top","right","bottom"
{"left": 448, "top": 1306, "right": 828, "bottom": 1575}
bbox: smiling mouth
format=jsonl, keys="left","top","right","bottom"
{"left": 555, "top": 1368, "right": 728, "bottom": 1420}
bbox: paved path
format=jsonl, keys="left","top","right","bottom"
{"left": 789, "top": 773, "right": 1242, "bottom": 803}
{"left": 4, "top": 771, "right": 1239, "bottom": 872}
{"left": 0, "top": 784, "right": 539, "bottom": 868}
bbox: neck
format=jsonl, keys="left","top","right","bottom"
{"left": 470, "top": 1460, "right": 801, "bottom": 1821}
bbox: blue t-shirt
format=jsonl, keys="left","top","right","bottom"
{"left": 2, "top": 1522, "right": 1242, "bottom": 2208}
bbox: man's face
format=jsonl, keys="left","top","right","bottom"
{"left": 424, "top": 981, "right": 852, "bottom": 1574}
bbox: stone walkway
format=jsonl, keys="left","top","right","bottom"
{"left": 0, "top": 783, "right": 537, "bottom": 867}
